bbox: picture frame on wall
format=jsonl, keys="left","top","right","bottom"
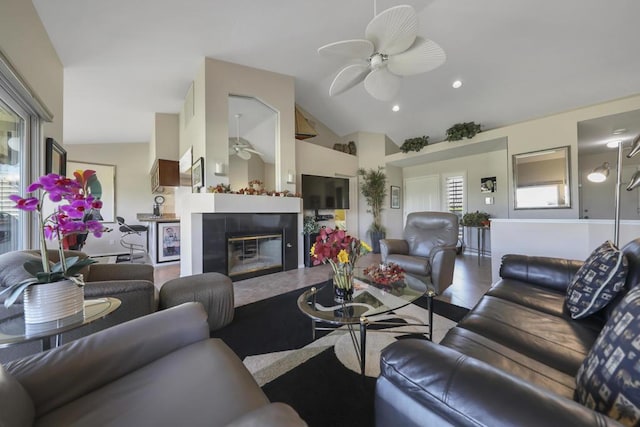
{"left": 158, "top": 222, "right": 180, "bottom": 262}
{"left": 390, "top": 185, "right": 401, "bottom": 209}
{"left": 67, "top": 160, "right": 116, "bottom": 222}
{"left": 192, "top": 157, "right": 204, "bottom": 190}
{"left": 481, "top": 176, "right": 497, "bottom": 193}
{"left": 45, "top": 137, "right": 67, "bottom": 176}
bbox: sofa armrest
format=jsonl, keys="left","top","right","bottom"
{"left": 226, "top": 402, "right": 307, "bottom": 427}
{"left": 5, "top": 302, "right": 209, "bottom": 417}
{"left": 380, "top": 239, "right": 409, "bottom": 262}
{"left": 86, "top": 263, "right": 154, "bottom": 283}
{"left": 499, "top": 254, "right": 583, "bottom": 292}
{"left": 429, "top": 246, "right": 457, "bottom": 294}
{"left": 377, "top": 340, "right": 619, "bottom": 427}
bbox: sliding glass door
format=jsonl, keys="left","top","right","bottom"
{"left": 0, "top": 90, "right": 28, "bottom": 254}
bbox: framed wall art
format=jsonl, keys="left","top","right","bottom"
{"left": 192, "top": 157, "right": 204, "bottom": 191}
{"left": 45, "top": 137, "right": 67, "bottom": 175}
{"left": 480, "top": 177, "right": 496, "bottom": 193}
{"left": 67, "top": 160, "right": 116, "bottom": 222}
{"left": 390, "top": 185, "right": 401, "bottom": 209}
{"left": 158, "top": 222, "right": 180, "bottom": 262}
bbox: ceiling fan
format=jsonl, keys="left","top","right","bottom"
{"left": 318, "top": 3, "right": 445, "bottom": 101}
{"left": 229, "top": 114, "right": 262, "bottom": 160}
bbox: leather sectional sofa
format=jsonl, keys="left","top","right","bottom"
{"left": 1, "top": 303, "right": 306, "bottom": 427}
{"left": 376, "top": 239, "right": 640, "bottom": 427}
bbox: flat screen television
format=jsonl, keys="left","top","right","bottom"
{"left": 302, "top": 174, "right": 350, "bottom": 210}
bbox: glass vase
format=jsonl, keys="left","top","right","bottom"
{"left": 332, "top": 270, "right": 354, "bottom": 303}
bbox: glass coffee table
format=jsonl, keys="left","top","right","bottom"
{"left": 0, "top": 298, "right": 121, "bottom": 351}
{"left": 297, "top": 269, "right": 435, "bottom": 375}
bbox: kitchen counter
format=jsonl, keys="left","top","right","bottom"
{"left": 136, "top": 214, "right": 180, "bottom": 222}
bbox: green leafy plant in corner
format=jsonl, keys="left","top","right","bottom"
{"left": 461, "top": 211, "right": 491, "bottom": 227}
{"left": 446, "top": 122, "right": 482, "bottom": 142}
{"left": 302, "top": 216, "right": 320, "bottom": 235}
{"left": 400, "top": 135, "right": 430, "bottom": 153}
{"left": 358, "top": 167, "right": 387, "bottom": 233}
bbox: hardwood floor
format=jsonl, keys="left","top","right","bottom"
{"left": 153, "top": 251, "right": 493, "bottom": 309}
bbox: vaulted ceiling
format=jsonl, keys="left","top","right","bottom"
{"left": 32, "top": 0, "right": 640, "bottom": 146}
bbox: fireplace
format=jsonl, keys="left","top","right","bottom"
{"left": 227, "top": 233, "right": 283, "bottom": 277}
{"left": 202, "top": 213, "right": 298, "bottom": 281}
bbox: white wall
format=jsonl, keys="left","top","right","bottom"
{"left": 403, "top": 149, "right": 510, "bottom": 220}
{"left": 0, "top": 0, "right": 63, "bottom": 166}
{"left": 64, "top": 143, "right": 153, "bottom": 256}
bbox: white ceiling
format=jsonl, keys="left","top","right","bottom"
{"left": 32, "top": 0, "right": 640, "bottom": 146}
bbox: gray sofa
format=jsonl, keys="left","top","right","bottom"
{"left": 1, "top": 302, "right": 306, "bottom": 427}
{"left": 0, "top": 250, "right": 156, "bottom": 363}
{"left": 375, "top": 238, "right": 640, "bottom": 427}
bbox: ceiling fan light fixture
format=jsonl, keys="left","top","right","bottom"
{"left": 318, "top": 4, "right": 445, "bottom": 101}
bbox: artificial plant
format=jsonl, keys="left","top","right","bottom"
{"left": 358, "top": 166, "right": 387, "bottom": 233}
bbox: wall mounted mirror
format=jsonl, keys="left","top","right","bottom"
{"left": 577, "top": 109, "right": 640, "bottom": 219}
{"left": 513, "top": 146, "right": 571, "bottom": 209}
{"left": 228, "top": 95, "right": 277, "bottom": 191}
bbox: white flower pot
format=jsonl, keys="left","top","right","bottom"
{"left": 23, "top": 279, "right": 85, "bottom": 324}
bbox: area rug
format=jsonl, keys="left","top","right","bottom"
{"left": 211, "top": 282, "right": 469, "bottom": 427}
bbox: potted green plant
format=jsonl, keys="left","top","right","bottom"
{"left": 302, "top": 216, "right": 321, "bottom": 267}
{"left": 446, "top": 122, "right": 482, "bottom": 141}
{"left": 461, "top": 211, "right": 491, "bottom": 227}
{"left": 400, "top": 135, "right": 429, "bottom": 153}
{"left": 358, "top": 166, "right": 387, "bottom": 253}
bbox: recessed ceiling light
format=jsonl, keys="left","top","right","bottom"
{"left": 607, "top": 140, "right": 621, "bottom": 148}
{"left": 452, "top": 80, "right": 463, "bottom": 89}
{"left": 613, "top": 128, "right": 627, "bottom": 135}
{"left": 392, "top": 105, "right": 400, "bottom": 112}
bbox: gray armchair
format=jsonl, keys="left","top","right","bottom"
{"left": 0, "top": 250, "right": 156, "bottom": 363}
{"left": 380, "top": 211, "right": 458, "bottom": 293}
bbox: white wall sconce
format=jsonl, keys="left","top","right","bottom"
{"left": 214, "top": 162, "right": 226, "bottom": 176}
{"left": 287, "top": 170, "right": 295, "bottom": 184}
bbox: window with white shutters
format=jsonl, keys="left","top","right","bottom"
{"left": 446, "top": 176, "right": 464, "bottom": 241}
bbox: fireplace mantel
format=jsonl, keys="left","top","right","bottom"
{"left": 177, "top": 192, "right": 303, "bottom": 276}
{"left": 185, "top": 193, "right": 301, "bottom": 214}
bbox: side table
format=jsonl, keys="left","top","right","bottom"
{"left": 0, "top": 297, "right": 121, "bottom": 351}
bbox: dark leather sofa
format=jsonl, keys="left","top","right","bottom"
{"left": 375, "top": 238, "right": 640, "bottom": 427}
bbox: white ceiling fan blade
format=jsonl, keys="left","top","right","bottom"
{"left": 365, "top": 5, "right": 417, "bottom": 55}
{"left": 244, "top": 148, "right": 263, "bottom": 155}
{"left": 387, "top": 37, "right": 446, "bottom": 76}
{"left": 318, "top": 39, "right": 374, "bottom": 59}
{"left": 237, "top": 150, "right": 251, "bottom": 160}
{"left": 329, "top": 63, "right": 370, "bottom": 96}
{"left": 364, "top": 68, "right": 401, "bottom": 101}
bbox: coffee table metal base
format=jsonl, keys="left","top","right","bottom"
{"left": 309, "top": 291, "right": 435, "bottom": 376}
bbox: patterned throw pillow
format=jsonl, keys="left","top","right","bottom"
{"left": 575, "top": 287, "right": 640, "bottom": 426}
{"left": 566, "top": 241, "right": 627, "bottom": 319}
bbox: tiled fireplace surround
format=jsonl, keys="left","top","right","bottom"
{"left": 202, "top": 213, "right": 298, "bottom": 281}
